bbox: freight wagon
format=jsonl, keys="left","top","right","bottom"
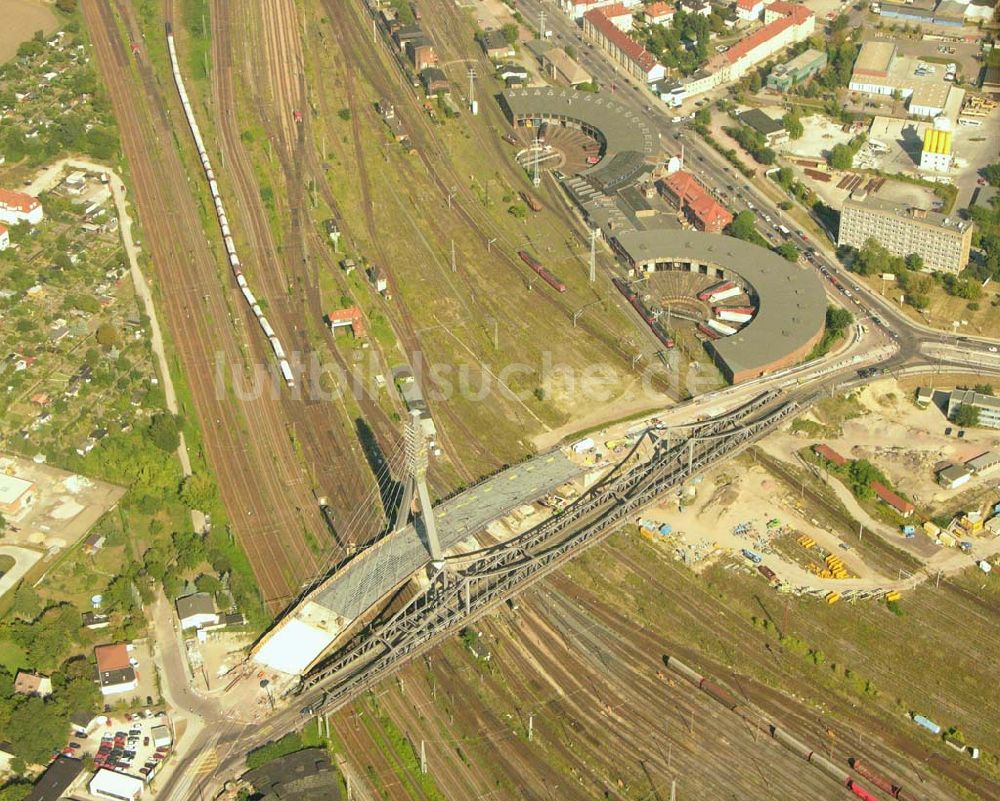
{"left": 698, "top": 322, "right": 720, "bottom": 340}
{"left": 697, "top": 280, "right": 734, "bottom": 302}
{"left": 707, "top": 318, "right": 738, "bottom": 337}
{"left": 518, "top": 250, "right": 566, "bottom": 292}
{"left": 708, "top": 285, "right": 742, "bottom": 303}
{"left": 519, "top": 191, "right": 543, "bottom": 212}
{"left": 715, "top": 306, "right": 754, "bottom": 324}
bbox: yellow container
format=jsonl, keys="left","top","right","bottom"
{"left": 825, "top": 592, "right": 841, "bottom": 604}
{"left": 886, "top": 591, "right": 901, "bottom": 602}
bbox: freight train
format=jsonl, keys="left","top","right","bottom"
{"left": 697, "top": 280, "right": 734, "bottom": 302}
{"left": 518, "top": 250, "right": 566, "bottom": 292}
{"left": 612, "top": 277, "right": 674, "bottom": 348}
{"left": 165, "top": 23, "right": 294, "bottom": 388}
{"left": 664, "top": 655, "right": 883, "bottom": 801}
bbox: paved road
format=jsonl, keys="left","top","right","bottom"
{"left": 0, "top": 544, "right": 44, "bottom": 601}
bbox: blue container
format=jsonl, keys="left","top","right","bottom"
{"left": 913, "top": 714, "right": 942, "bottom": 735}
{"left": 902, "top": 525, "right": 916, "bottom": 535}
{"left": 659, "top": 524, "right": 673, "bottom": 536}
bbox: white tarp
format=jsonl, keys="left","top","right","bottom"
{"left": 253, "top": 617, "right": 336, "bottom": 675}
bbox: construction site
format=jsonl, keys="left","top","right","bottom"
{"left": 68, "top": 0, "right": 1000, "bottom": 799}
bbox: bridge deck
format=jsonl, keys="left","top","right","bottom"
{"left": 253, "top": 451, "right": 585, "bottom": 674}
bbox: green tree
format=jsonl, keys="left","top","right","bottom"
{"left": 983, "top": 162, "right": 1000, "bottom": 187}
{"left": 7, "top": 697, "right": 68, "bottom": 765}
{"left": 507, "top": 203, "right": 527, "bottom": 219}
{"left": 782, "top": 112, "right": 804, "bottom": 140}
{"left": 0, "top": 782, "right": 32, "bottom": 801}
{"left": 953, "top": 404, "right": 979, "bottom": 427}
{"left": 776, "top": 242, "right": 800, "bottom": 262}
{"left": 55, "top": 0, "right": 78, "bottom": 12}
{"left": 904, "top": 253, "right": 924, "bottom": 271}
{"left": 96, "top": 323, "right": 118, "bottom": 348}
{"left": 826, "top": 306, "right": 853, "bottom": 331}
{"left": 829, "top": 143, "right": 855, "bottom": 170}
{"left": 725, "top": 211, "right": 768, "bottom": 248}
{"left": 501, "top": 22, "right": 519, "bottom": 45}
{"left": 179, "top": 473, "right": 218, "bottom": 510}
{"left": 147, "top": 414, "right": 180, "bottom": 452}
{"left": 195, "top": 573, "right": 223, "bottom": 594}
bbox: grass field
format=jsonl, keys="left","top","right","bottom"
{"left": 0, "top": 637, "right": 28, "bottom": 673}
{"left": 0, "top": 0, "right": 58, "bottom": 62}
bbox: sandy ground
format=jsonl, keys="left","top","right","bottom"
{"left": 0, "top": 454, "right": 125, "bottom": 592}
{"left": 0, "top": 0, "right": 57, "bottom": 63}
{"left": 781, "top": 115, "right": 854, "bottom": 162}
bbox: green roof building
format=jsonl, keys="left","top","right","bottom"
{"left": 766, "top": 48, "right": 827, "bottom": 92}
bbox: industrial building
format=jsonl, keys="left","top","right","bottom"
{"left": 919, "top": 121, "right": 954, "bottom": 172}
{"left": 766, "top": 48, "right": 827, "bottom": 91}
{"left": 89, "top": 769, "right": 144, "bottom": 801}
{"left": 583, "top": 8, "right": 666, "bottom": 83}
{"left": 871, "top": 481, "right": 914, "bottom": 516}
{"left": 610, "top": 229, "right": 826, "bottom": 383}
{"left": 948, "top": 388, "right": 1000, "bottom": 429}
{"left": 0, "top": 188, "right": 43, "bottom": 226}
{"left": 737, "top": 109, "right": 788, "bottom": 146}
{"left": 657, "top": 170, "right": 733, "bottom": 233}
{"left": 937, "top": 463, "right": 972, "bottom": 490}
{"left": 838, "top": 193, "right": 972, "bottom": 274}
{"left": 0, "top": 473, "right": 36, "bottom": 516}
{"left": 849, "top": 41, "right": 959, "bottom": 118}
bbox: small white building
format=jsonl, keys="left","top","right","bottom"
{"left": 0, "top": 188, "right": 43, "bottom": 226}
{"left": 0, "top": 224, "right": 9, "bottom": 251}
{"left": 89, "top": 768, "right": 145, "bottom": 801}
{"left": 150, "top": 725, "right": 172, "bottom": 748}
{"left": 175, "top": 592, "right": 220, "bottom": 630}
{"left": 937, "top": 464, "right": 971, "bottom": 490}
{"left": 735, "top": 0, "right": 763, "bottom": 21}
{"left": 643, "top": 1, "right": 675, "bottom": 25}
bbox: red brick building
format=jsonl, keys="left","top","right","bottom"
{"left": 657, "top": 170, "right": 733, "bottom": 233}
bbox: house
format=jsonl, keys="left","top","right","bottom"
{"left": 83, "top": 532, "right": 106, "bottom": 556}
{"left": 937, "top": 464, "right": 972, "bottom": 490}
{"left": 737, "top": 109, "right": 787, "bottom": 146}
{"left": 94, "top": 643, "right": 138, "bottom": 696}
{"left": 89, "top": 769, "right": 144, "bottom": 801}
{"left": 871, "top": 481, "right": 914, "bottom": 517}
{"left": 479, "top": 29, "right": 515, "bottom": 61}
{"left": 368, "top": 265, "right": 388, "bottom": 295}
{"left": 812, "top": 443, "right": 847, "bottom": 467}
{"left": 735, "top": 0, "right": 764, "bottom": 21}
{"left": 14, "top": 670, "right": 53, "bottom": 697}
{"left": 326, "top": 307, "right": 367, "bottom": 338}
{"left": 176, "top": 592, "right": 219, "bottom": 630}
{"left": 419, "top": 67, "right": 449, "bottom": 95}
{"left": 82, "top": 611, "right": 111, "bottom": 630}
{"left": 678, "top": 0, "right": 711, "bottom": 16}
{"left": 642, "top": 2, "right": 675, "bottom": 25}
{"left": 0, "top": 224, "right": 9, "bottom": 250}
{"left": 25, "top": 756, "right": 84, "bottom": 801}
{"left": 598, "top": 2, "right": 635, "bottom": 30}
{"left": 0, "top": 474, "right": 36, "bottom": 517}
{"left": 657, "top": 170, "right": 733, "bottom": 233}
{"left": 496, "top": 62, "right": 529, "bottom": 83}
{"left": 0, "top": 188, "right": 44, "bottom": 225}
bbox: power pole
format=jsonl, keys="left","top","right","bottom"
{"left": 669, "top": 779, "right": 676, "bottom": 801}
{"left": 451, "top": 239, "right": 457, "bottom": 273}
{"left": 420, "top": 739, "right": 427, "bottom": 774}
{"left": 589, "top": 228, "right": 597, "bottom": 283}
{"left": 532, "top": 132, "right": 541, "bottom": 187}
{"left": 528, "top": 714, "right": 534, "bottom": 742}
{"left": 487, "top": 237, "right": 496, "bottom": 253}
{"left": 538, "top": 9, "right": 546, "bottom": 39}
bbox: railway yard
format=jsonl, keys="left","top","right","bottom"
{"left": 2, "top": 0, "right": 991, "bottom": 799}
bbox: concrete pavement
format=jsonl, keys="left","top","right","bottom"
{"left": 0, "top": 544, "right": 45, "bottom": 601}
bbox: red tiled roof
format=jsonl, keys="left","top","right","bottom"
{"left": 812, "top": 443, "right": 847, "bottom": 467}
{"left": 871, "top": 481, "right": 914, "bottom": 515}
{"left": 660, "top": 170, "right": 732, "bottom": 229}
{"left": 326, "top": 306, "right": 366, "bottom": 336}
{"left": 766, "top": 1, "right": 813, "bottom": 22}
{"left": 645, "top": 1, "right": 675, "bottom": 16}
{"left": 600, "top": 2, "right": 632, "bottom": 17}
{"left": 737, "top": 0, "right": 761, "bottom": 9}
{"left": 725, "top": 16, "right": 794, "bottom": 62}
{"left": 584, "top": 9, "right": 658, "bottom": 72}
{"left": 95, "top": 643, "right": 130, "bottom": 672}
{"left": 0, "top": 188, "right": 40, "bottom": 213}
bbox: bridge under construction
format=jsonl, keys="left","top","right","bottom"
{"left": 247, "top": 387, "right": 802, "bottom": 716}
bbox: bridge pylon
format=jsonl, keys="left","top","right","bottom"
{"left": 404, "top": 409, "right": 445, "bottom": 574}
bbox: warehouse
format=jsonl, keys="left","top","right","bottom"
{"left": 89, "top": 769, "right": 144, "bottom": 801}
{"left": 610, "top": 230, "right": 826, "bottom": 383}
{"left": 0, "top": 474, "right": 36, "bottom": 516}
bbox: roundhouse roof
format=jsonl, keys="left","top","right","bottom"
{"left": 612, "top": 229, "right": 827, "bottom": 379}
{"left": 501, "top": 89, "right": 658, "bottom": 176}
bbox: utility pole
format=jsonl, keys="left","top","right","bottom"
{"left": 538, "top": 9, "right": 546, "bottom": 40}
{"left": 420, "top": 740, "right": 427, "bottom": 774}
{"left": 447, "top": 187, "right": 456, "bottom": 209}
{"left": 532, "top": 132, "right": 541, "bottom": 187}
{"left": 528, "top": 714, "right": 534, "bottom": 742}
{"left": 589, "top": 228, "right": 597, "bottom": 283}
{"left": 487, "top": 237, "right": 496, "bottom": 253}
{"left": 451, "top": 239, "right": 457, "bottom": 273}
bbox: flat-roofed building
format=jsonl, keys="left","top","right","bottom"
{"left": 937, "top": 463, "right": 971, "bottom": 490}
{"left": 849, "top": 40, "right": 958, "bottom": 117}
{"left": 966, "top": 451, "right": 1000, "bottom": 477}
{"left": 948, "top": 388, "right": 1000, "bottom": 429}
{"left": 0, "top": 474, "right": 35, "bottom": 516}
{"left": 766, "top": 48, "right": 827, "bottom": 91}
{"left": 838, "top": 193, "right": 972, "bottom": 274}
